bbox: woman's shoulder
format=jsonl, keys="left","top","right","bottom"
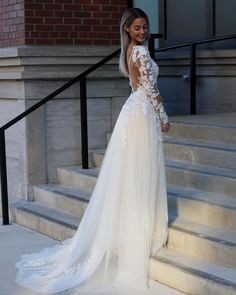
{"left": 133, "top": 44, "right": 149, "bottom": 53}
{"left": 131, "top": 45, "right": 150, "bottom": 62}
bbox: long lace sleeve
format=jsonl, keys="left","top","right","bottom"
{"left": 131, "top": 46, "right": 169, "bottom": 124}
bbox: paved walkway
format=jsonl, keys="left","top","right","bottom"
{"left": 0, "top": 223, "right": 185, "bottom": 295}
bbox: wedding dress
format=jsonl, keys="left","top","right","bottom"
{"left": 15, "top": 45, "right": 169, "bottom": 295}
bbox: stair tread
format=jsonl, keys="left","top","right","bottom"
{"left": 33, "top": 182, "right": 236, "bottom": 245}
{"left": 92, "top": 137, "right": 236, "bottom": 153}
{"left": 11, "top": 200, "right": 80, "bottom": 229}
{"left": 12, "top": 200, "right": 236, "bottom": 250}
{"left": 164, "top": 136, "right": 236, "bottom": 152}
{"left": 60, "top": 161, "right": 236, "bottom": 180}
{"left": 92, "top": 136, "right": 236, "bottom": 152}
{"left": 34, "top": 183, "right": 236, "bottom": 245}
{"left": 169, "top": 113, "right": 236, "bottom": 129}
{"left": 57, "top": 165, "right": 236, "bottom": 210}
{"left": 166, "top": 158, "right": 236, "bottom": 179}
{"left": 34, "top": 183, "right": 91, "bottom": 202}
{"left": 58, "top": 166, "right": 99, "bottom": 177}
{"left": 89, "top": 148, "right": 105, "bottom": 154}
{"left": 156, "top": 248, "right": 236, "bottom": 286}
{"left": 11, "top": 201, "right": 236, "bottom": 286}
{"left": 167, "top": 184, "right": 236, "bottom": 210}
{"left": 170, "top": 215, "right": 236, "bottom": 246}
{"left": 89, "top": 149, "right": 236, "bottom": 178}
{"left": 36, "top": 181, "right": 236, "bottom": 212}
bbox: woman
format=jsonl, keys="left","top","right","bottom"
{"left": 15, "top": 8, "right": 170, "bottom": 295}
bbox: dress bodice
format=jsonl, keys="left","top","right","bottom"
{"left": 128, "top": 45, "right": 159, "bottom": 93}
{"left": 127, "top": 45, "right": 168, "bottom": 125}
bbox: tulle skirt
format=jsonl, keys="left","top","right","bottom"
{"left": 15, "top": 89, "right": 169, "bottom": 294}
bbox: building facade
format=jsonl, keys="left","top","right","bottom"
{"left": 0, "top": 0, "right": 235, "bottom": 203}
{"left": 0, "top": 0, "right": 127, "bottom": 47}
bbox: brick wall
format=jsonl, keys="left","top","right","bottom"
{"left": 0, "top": 0, "right": 127, "bottom": 48}
{"left": 0, "top": 0, "right": 25, "bottom": 48}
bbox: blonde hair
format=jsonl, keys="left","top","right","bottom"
{"left": 119, "top": 8, "right": 150, "bottom": 77}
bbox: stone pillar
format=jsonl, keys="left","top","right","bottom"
{"left": 0, "top": 46, "right": 129, "bottom": 201}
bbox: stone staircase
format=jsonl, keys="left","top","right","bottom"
{"left": 10, "top": 113, "right": 236, "bottom": 295}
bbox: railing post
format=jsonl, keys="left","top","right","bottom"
{"left": 0, "top": 130, "right": 10, "bottom": 225}
{"left": 149, "top": 34, "right": 163, "bottom": 59}
{"left": 80, "top": 77, "right": 89, "bottom": 169}
{"left": 190, "top": 43, "right": 197, "bottom": 114}
{"left": 149, "top": 36, "right": 155, "bottom": 59}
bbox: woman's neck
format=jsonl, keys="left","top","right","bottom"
{"left": 129, "top": 40, "right": 144, "bottom": 46}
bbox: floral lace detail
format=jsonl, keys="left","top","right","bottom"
{"left": 130, "top": 45, "right": 169, "bottom": 125}
{"left": 123, "top": 92, "right": 150, "bottom": 117}
{"left": 118, "top": 92, "right": 159, "bottom": 147}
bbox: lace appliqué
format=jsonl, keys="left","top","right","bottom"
{"left": 118, "top": 94, "right": 151, "bottom": 147}
{"left": 131, "top": 46, "right": 169, "bottom": 125}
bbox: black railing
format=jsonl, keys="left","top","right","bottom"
{"left": 0, "top": 48, "right": 120, "bottom": 225}
{"left": 149, "top": 34, "right": 163, "bottom": 58}
{"left": 151, "top": 33, "right": 236, "bottom": 115}
{"left": 1, "top": 33, "right": 235, "bottom": 225}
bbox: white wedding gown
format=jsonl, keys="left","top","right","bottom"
{"left": 15, "top": 45, "right": 169, "bottom": 295}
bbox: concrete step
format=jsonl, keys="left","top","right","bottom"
{"left": 164, "top": 137, "right": 236, "bottom": 170}
{"left": 168, "top": 185, "right": 236, "bottom": 230}
{"left": 90, "top": 150, "right": 236, "bottom": 197}
{"left": 33, "top": 184, "right": 90, "bottom": 219}
{"left": 11, "top": 199, "right": 236, "bottom": 294}
{"left": 167, "top": 120, "right": 236, "bottom": 145}
{"left": 166, "top": 159, "right": 236, "bottom": 198}
{"left": 169, "top": 216, "right": 236, "bottom": 268}
{"left": 91, "top": 139, "right": 236, "bottom": 171}
{"left": 57, "top": 166, "right": 99, "bottom": 192}
{"left": 33, "top": 184, "right": 236, "bottom": 267}
{"left": 58, "top": 161, "right": 236, "bottom": 199}
{"left": 33, "top": 181, "right": 236, "bottom": 231}
{"left": 106, "top": 113, "right": 236, "bottom": 146}
{"left": 31, "top": 183, "right": 236, "bottom": 268}
{"left": 10, "top": 200, "right": 79, "bottom": 241}
{"left": 150, "top": 248, "right": 236, "bottom": 295}
{"left": 10, "top": 199, "right": 236, "bottom": 275}
{"left": 56, "top": 166, "right": 236, "bottom": 228}
{"left": 89, "top": 149, "right": 105, "bottom": 168}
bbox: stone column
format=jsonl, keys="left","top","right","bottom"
{"left": 0, "top": 45, "right": 129, "bottom": 201}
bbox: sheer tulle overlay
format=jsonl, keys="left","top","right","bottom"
{"left": 15, "top": 46, "right": 169, "bottom": 295}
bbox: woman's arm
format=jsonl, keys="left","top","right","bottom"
{"left": 132, "top": 46, "right": 169, "bottom": 127}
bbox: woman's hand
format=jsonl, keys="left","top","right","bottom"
{"left": 162, "top": 122, "right": 170, "bottom": 133}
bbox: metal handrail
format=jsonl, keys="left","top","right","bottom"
{"left": 1, "top": 33, "right": 236, "bottom": 225}
{"left": 0, "top": 48, "right": 121, "bottom": 132}
{"left": 153, "top": 33, "right": 236, "bottom": 114}
{"left": 0, "top": 48, "right": 120, "bottom": 225}
{"left": 156, "top": 33, "right": 236, "bottom": 51}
